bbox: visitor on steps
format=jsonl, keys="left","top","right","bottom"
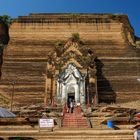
{"left": 70, "top": 100, "right": 74, "bottom": 113}
{"left": 67, "top": 99, "right": 70, "bottom": 113}
{"left": 133, "top": 123, "right": 140, "bottom": 140}
{"left": 128, "top": 109, "right": 135, "bottom": 124}
{"left": 134, "top": 129, "right": 140, "bottom": 140}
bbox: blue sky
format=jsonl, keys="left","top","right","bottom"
{"left": 0, "top": 0, "right": 140, "bottom": 36}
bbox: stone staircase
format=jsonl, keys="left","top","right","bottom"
{"left": 62, "top": 106, "right": 89, "bottom": 128}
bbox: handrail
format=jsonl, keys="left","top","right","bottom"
{"left": 61, "top": 102, "right": 67, "bottom": 127}
{"left": 76, "top": 107, "right": 79, "bottom": 128}
{"left": 62, "top": 102, "right": 68, "bottom": 115}
{"left": 86, "top": 117, "right": 93, "bottom": 128}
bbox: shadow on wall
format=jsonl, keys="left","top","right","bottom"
{"left": 95, "top": 57, "right": 116, "bottom": 103}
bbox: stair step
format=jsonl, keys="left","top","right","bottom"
{"left": 62, "top": 107, "right": 88, "bottom": 128}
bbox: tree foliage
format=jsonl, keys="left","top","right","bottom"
{"left": 70, "top": 33, "right": 80, "bottom": 42}
{"left": 0, "top": 15, "right": 13, "bottom": 27}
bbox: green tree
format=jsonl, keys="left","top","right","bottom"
{"left": 0, "top": 15, "right": 13, "bottom": 27}
{"left": 71, "top": 33, "right": 80, "bottom": 42}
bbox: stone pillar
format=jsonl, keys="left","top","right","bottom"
{"left": 62, "top": 83, "right": 66, "bottom": 104}
{"left": 52, "top": 74, "right": 56, "bottom": 97}
{"left": 75, "top": 84, "right": 80, "bottom": 104}
{"left": 43, "top": 74, "right": 48, "bottom": 106}
{"left": 56, "top": 81, "right": 60, "bottom": 97}
{"left": 95, "top": 76, "right": 98, "bottom": 105}
{"left": 79, "top": 79, "right": 86, "bottom": 105}
{"left": 50, "top": 77, "right": 53, "bottom": 103}
{"left": 50, "top": 67, "right": 56, "bottom": 102}
{"left": 88, "top": 67, "right": 97, "bottom": 106}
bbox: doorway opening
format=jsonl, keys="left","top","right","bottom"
{"left": 67, "top": 92, "right": 75, "bottom": 107}
{"left": 68, "top": 93, "right": 75, "bottom": 101}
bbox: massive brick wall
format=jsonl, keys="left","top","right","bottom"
{"left": 92, "top": 44, "right": 140, "bottom": 103}
{"left": 0, "top": 14, "right": 139, "bottom": 107}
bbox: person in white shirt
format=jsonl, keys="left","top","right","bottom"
{"left": 134, "top": 129, "right": 140, "bottom": 140}
{"left": 70, "top": 100, "right": 74, "bottom": 113}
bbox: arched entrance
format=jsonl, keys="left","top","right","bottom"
{"left": 67, "top": 86, "right": 75, "bottom": 102}
{"left": 57, "top": 63, "right": 86, "bottom": 105}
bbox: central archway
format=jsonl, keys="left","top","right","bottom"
{"left": 57, "top": 63, "right": 86, "bottom": 105}
{"left": 67, "top": 86, "right": 75, "bottom": 102}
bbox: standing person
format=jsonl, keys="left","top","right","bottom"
{"left": 67, "top": 98, "right": 70, "bottom": 113}
{"left": 70, "top": 100, "right": 74, "bottom": 113}
{"left": 128, "top": 109, "right": 135, "bottom": 123}
{"left": 133, "top": 123, "right": 140, "bottom": 140}
{"left": 134, "top": 129, "right": 140, "bottom": 140}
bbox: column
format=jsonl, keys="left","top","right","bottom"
{"left": 44, "top": 74, "right": 48, "bottom": 106}
{"left": 95, "top": 76, "right": 98, "bottom": 105}
{"left": 75, "top": 84, "right": 80, "bottom": 104}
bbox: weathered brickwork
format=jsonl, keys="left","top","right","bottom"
{"left": 0, "top": 14, "right": 139, "bottom": 107}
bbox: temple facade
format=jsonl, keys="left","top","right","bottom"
{"left": 0, "top": 13, "right": 139, "bottom": 107}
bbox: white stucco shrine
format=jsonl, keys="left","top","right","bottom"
{"left": 44, "top": 38, "right": 98, "bottom": 106}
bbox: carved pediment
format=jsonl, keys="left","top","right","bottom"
{"left": 62, "top": 58, "right": 83, "bottom": 69}
{"left": 60, "top": 63, "right": 82, "bottom": 82}
{"left": 47, "top": 38, "right": 96, "bottom": 73}
{"left": 65, "top": 74, "right": 77, "bottom": 84}
{"left": 64, "top": 45, "right": 82, "bottom": 56}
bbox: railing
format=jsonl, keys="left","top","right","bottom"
{"left": 75, "top": 106, "right": 79, "bottom": 128}
{"left": 86, "top": 117, "right": 93, "bottom": 128}
{"left": 62, "top": 102, "right": 68, "bottom": 116}
{"left": 60, "top": 102, "right": 67, "bottom": 127}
